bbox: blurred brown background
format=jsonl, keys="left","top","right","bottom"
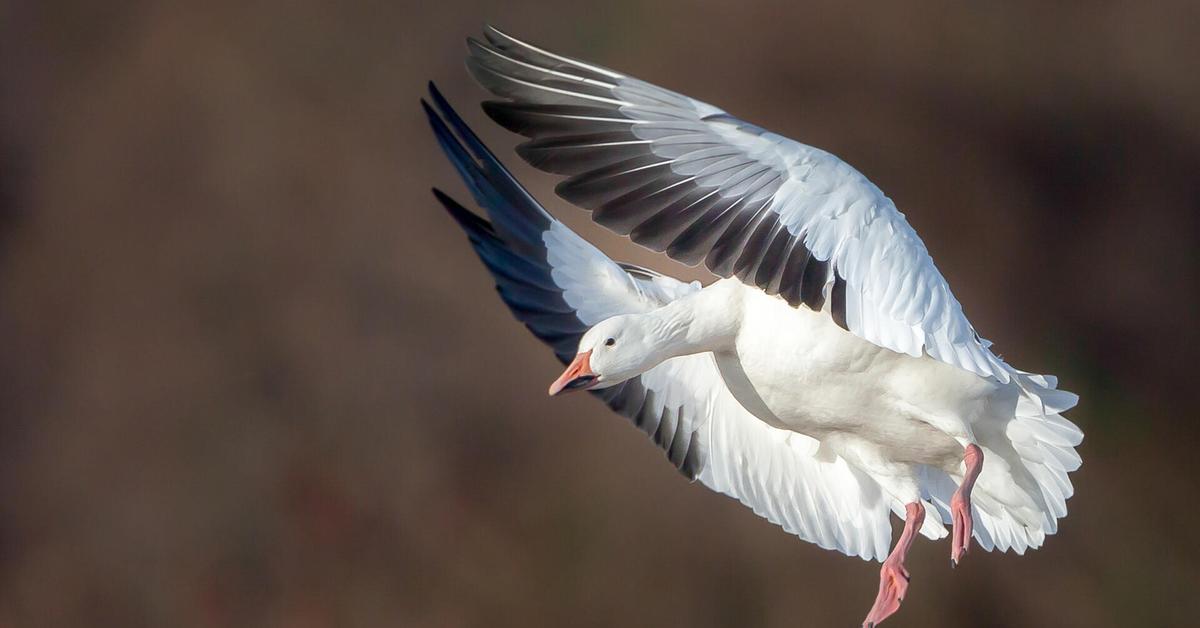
{"left": 2, "top": 1, "right": 1199, "bottom": 626}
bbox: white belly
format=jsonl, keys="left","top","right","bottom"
{"left": 713, "top": 282, "right": 1008, "bottom": 469}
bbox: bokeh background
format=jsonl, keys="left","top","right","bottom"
{"left": 3, "top": 1, "right": 1199, "bottom": 626}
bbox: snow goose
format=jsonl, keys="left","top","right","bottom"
{"left": 423, "top": 27, "right": 1082, "bottom": 627}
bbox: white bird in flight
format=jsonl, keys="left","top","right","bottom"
{"left": 424, "top": 26, "right": 1082, "bottom": 627}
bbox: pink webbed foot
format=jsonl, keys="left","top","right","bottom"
{"left": 950, "top": 492, "right": 973, "bottom": 566}
{"left": 861, "top": 501, "right": 924, "bottom": 628}
{"left": 863, "top": 559, "right": 909, "bottom": 628}
{"left": 950, "top": 443, "right": 983, "bottom": 567}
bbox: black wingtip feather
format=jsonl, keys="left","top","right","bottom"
{"left": 830, "top": 273, "right": 848, "bottom": 330}
{"left": 427, "top": 82, "right": 490, "bottom": 164}
{"left": 432, "top": 188, "right": 496, "bottom": 237}
{"left": 800, "top": 256, "right": 829, "bottom": 311}
{"left": 424, "top": 85, "right": 552, "bottom": 244}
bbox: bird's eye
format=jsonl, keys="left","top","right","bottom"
{"left": 605, "top": 337, "right": 615, "bottom": 347}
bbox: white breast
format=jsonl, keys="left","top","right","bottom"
{"left": 711, "top": 280, "right": 1008, "bottom": 469}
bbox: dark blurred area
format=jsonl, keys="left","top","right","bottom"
{"left": 2, "top": 1, "right": 1198, "bottom": 626}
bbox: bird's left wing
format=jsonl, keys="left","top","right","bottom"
{"left": 425, "top": 85, "right": 935, "bottom": 560}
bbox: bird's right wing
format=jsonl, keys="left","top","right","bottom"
{"left": 425, "top": 84, "right": 939, "bottom": 560}
{"left": 468, "top": 25, "right": 1011, "bottom": 383}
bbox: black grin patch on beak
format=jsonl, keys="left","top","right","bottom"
{"left": 563, "top": 374, "right": 598, "bottom": 391}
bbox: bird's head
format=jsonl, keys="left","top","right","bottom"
{"left": 548, "top": 315, "right": 662, "bottom": 396}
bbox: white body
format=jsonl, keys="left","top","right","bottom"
{"left": 619, "top": 276, "right": 1072, "bottom": 543}
{"left": 696, "top": 280, "right": 1002, "bottom": 481}
{"left": 727, "top": 282, "right": 982, "bottom": 451}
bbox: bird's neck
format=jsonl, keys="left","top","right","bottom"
{"left": 646, "top": 283, "right": 740, "bottom": 362}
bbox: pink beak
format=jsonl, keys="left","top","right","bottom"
{"left": 548, "top": 350, "right": 598, "bottom": 396}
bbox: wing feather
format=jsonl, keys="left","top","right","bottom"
{"left": 469, "top": 26, "right": 1010, "bottom": 382}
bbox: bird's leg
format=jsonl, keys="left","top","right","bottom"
{"left": 950, "top": 443, "right": 984, "bottom": 566}
{"left": 862, "top": 501, "right": 924, "bottom": 628}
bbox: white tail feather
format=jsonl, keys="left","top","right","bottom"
{"left": 914, "top": 368, "right": 1081, "bottom": 553}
